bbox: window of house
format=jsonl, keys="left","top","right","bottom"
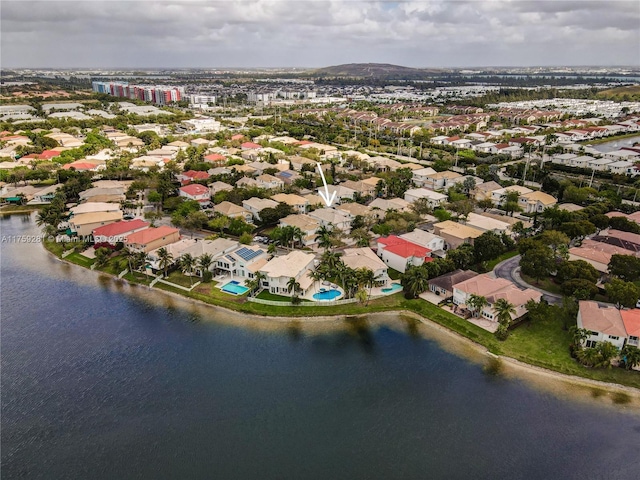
{"left": 608, "top": 336, "right": 619, "bottom": 340}
{"left": 586, "top": 340, "right": 597, "bottom": 348}
{"left": 591, "top": 331, "right": 599, "bottom": 336}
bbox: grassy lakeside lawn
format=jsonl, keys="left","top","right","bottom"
{"left": 65, "top": 252, "right": 95, "bottom": 268}
{"left": 0, "top": 205, "right": 43, "bottom": 214}
{"left": 43, "top": 240, "right": 640, "bottom": 389}
{"left": 256, "top": 290, "right": 312, "bottom": 303}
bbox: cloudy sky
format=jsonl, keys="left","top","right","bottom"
{"left": 2, "top": 0, "right": 639, "bottom": 69}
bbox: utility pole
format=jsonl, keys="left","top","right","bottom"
{"left": 588, "top": 166, "right": 596, "bottom": 188}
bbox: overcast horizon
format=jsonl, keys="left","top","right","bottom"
{"left": 2, "top": 0, "right": 639, "bottom": 69}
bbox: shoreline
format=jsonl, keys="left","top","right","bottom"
{"left": 45, "top": 243, "right": 640, "bottom": 408}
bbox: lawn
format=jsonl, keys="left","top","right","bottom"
{"left": 65, "top": 252, "right": 95, "bottom": 268}
{"left": 520, "top": 273, "right": 563, "bottom": 295}
{"left": 485, "top": 250, "right": 519, "bottom": 271}
{"left": 388, "top": 268, "right": 402, "bottom": 280}
{"left": 165, "top": 271, "right": 198, "bottom": 288}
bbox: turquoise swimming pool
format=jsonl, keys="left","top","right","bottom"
{"left": 221, "top": 280, "right": 249, "bottom": 295}
{"left": 382, "top": 283, "right": 402, "bottom": 293}
{"left": 312, "top": 289, "right": 341, "bottom": 301}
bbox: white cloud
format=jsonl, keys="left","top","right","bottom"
{"left": 1, "top": 0, "right": 638, "bottom": 68}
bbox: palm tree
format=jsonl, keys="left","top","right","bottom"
{"left": 287, "top": 277, "right": 301, "bottom": 295}
{"left": 254, "top": 271, "right": 267, "bottom": 291}
{"left": 355, "top": 287, "right": 368, "bottom": 305}
{"left": 291, "top": 226, "right": 304, "bottom": 249}
{"left": 180, "top": 253, "right": 196, "bottom": 285}
{"left": 308, "top": 268, "right": 324, "bottom": 293}
{"left": 320, "top": 251, "right": 342, "bottom": 274}
{"left": 315, "top": 225, "right": 334, "bottom": 251}
{"left": 121, "top": 247, "right": 137, "bottom": 274}
{"left": 357, "top": 267, "right": 377, "bottom": 305}
{"left": 467, "top": 294, "right": 488, "bottom": 318}
{"left": 620, "top": 345, "right": 640, "bottom": 370}
{"left": 569, "top": 326, "right": 590, "bottom": 348}
{"left": 493, "top": 298, "right": 516, "bottom": 327}
{"left": 267, "top": 242, "right": 277, "bottom": 255}
{"left": 401, "top": 266, "right": 429, "bottom": 299}
{"left": 197, "top": 253, "right": 214, "bottom": 278}
{"left": 157, "top": 247, "right": 174, "bottom": 278}
{"left": 594, "top": 342, "right": 618, "bottom": 369}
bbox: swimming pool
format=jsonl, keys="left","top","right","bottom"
{"left": 382, "top": 283, "right": 403, "bottom": 293}
{"left": 221, "top": 280, "right": 250, "bottom": 295}
{"left": 312, "top": 289, "right": 342, "bottom": 301}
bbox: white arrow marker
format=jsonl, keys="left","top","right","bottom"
{"left": 316, "top": 162, "right": 337, "bottom": 208}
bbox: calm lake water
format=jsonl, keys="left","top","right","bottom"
{"left": 2, "top": 213, "right": 640, "bottom": 480}
{"left": 591, "top": 135, "right": 640, "bottom": 153}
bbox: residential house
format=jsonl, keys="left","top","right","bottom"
{"left": 31, "top": 184, "right": 62, "bottom": 204}
{"left": 518, "top": 191, "right": 557, "bottom": 213}
{"left": 412, "top": 167, "right": 438, "bottom": 187}
{"left": 255, "top": 173, "right": 284, "bottom": 190}
{"left": 400, "top": 229, "right": 446, "bottom": 255}
{"left": 242, "top": 197, "right": 279, "bottom": 221}
{"left": 336, "top": 202, "right": 373, "bottom": 219}
{"left": 419, "top": 171, "right": 463, "bottom": 191}
{"left": 288, "top": 155, "right": 317, "bottom": 171}
{"left": 621, "top": 309, "right": 640, "bottom": 348}
{"left": 341, "top": 179, "right": 377, "bottom": 199}
{"left": 178, "top": 184, "right": 211, "bottom": 205}
{"left": 209, "top": 181, "right": 234, "bottom": 195}
{"left": 213, "top": 201, "right": 253, "bottom": 223}
{"left": 473, "top": 181, "right": 502, "bottom": 202}
{"left": 69, "top": 202, "right": 121, "bottom": 216}
{"left": 259, "top": 250, "right": 317, "bottom": 297}
{"left": 215, "top": 245, "right": 269, "bottom": 280}
{"left": 176, "top": 170, "right": 210, "bottom": 185}
{"left": 452, "top": 274, "right": 542, "bottom": 323}
{"left": 147, "top": 239, "right": 197, "bottom": 271}
{"left": 433, "top": 221, "right": 484, "bottom": 249}
{"left": 92, "top": 219, "right": 149, "bottom": 244}
{"left": 125, "top": 226, "right": 180, "bottom": 253}
{"left": 319, "top": 184, "right": 357, "bottom": 204}
{"left": 308, "top": 208, "right": 353, "bottom": 233}
{"left": 491, "top": 185, "right": 533, "bottom": 206}
{"left": 341, "top": 247, "right": 390, "bottom": 286}
{"left": 404, "top": 188, "right": 447, "bottom": 208}
{"left": 464, "top": 212, "right": 512, "bottom": 234}
{"left": 568, "top": 239, "right": 639, "bottom": 273}
{"left": 376, "top": 235, "right": 433, "bottom": 273}
{"left": 368, "top": 197, "right": 411, "bottom": 215}
{"left": 428, "top": 269, "right": 478, "bottom": 299}
{"left": 279, "top": 214, "right": 320, "bottom": 246}
{"left": 68, "top": 211, "right": 124, "bottom": 237}
{"left": 271, "top": 193, "right": 309, "bottom": 214}
{"left": 182, "top": 238, "right": 240, "bottom": 275}
{"left": 577, "top": 301, "right": 628, "bottom": 349}
{"left": 276, "top": 170, "right": 302, "bottom": 185}
{"left": 236, "top": 177, "right": 261, "bottom": 189}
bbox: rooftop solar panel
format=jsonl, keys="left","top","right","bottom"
{"left": 235, "top": 247, "right": 261, "bottom": 262}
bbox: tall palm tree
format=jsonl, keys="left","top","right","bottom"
{"left": 180, "top": 253, "right": 196, "bottom": 285}
{"left": 157, "top": 247, "right": 174, "bottom": 278}
{"left": 197, "top": 253, "right": 214, "bottom": 278}
{"left": 291, "top": 226, "right": 304, "bottom": 249}
{"left": 308, "top": 268, "right": 324, "bottom": 293}
{"left": 320, "top": 251, "right": 342, "bottom": 274}
{"left": 357, "top": 267, "right": 377, "bottom": 305}
{"left": 315, "top": 225, "right": 334, "bottom": 251}
{"left": 255, "top": 271, "right": 267, "bottom": 289}
{"left": 467, "top": 294, "right": 488, "bottom": 318}
{"left": 287, "top": 277, "right": 302, "bottom": 303}
{"left": 493, "top": 298, "right": 516, "bottom": 327}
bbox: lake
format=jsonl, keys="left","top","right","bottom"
{"left": 1, "top": 213, "right": 639, "bottom": 479}
{"left": 590, "top": 135, "right": 640, "bottom": 153}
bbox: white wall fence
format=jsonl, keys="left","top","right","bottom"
{"left": 246, "top": 292, "right": 393, "bottom": 307}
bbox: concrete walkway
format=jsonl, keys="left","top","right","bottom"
{"left": 492, "top": 255, "right": 563, "bottom": 305}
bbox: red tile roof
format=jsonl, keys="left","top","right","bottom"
{"left": 378, "top": 235, "right": 431, "bottom": 258}
{"left": 620, "top": 309, "right": 640, "bottom": 338}
{"left": 62, "top": 162, "right": 97, "bottom": 171}
{"left": 231, "top": 134, "right": 245, "bottom": 141}
{"left": 38, "top": 150, "right": 61, "bottom": 159}
{"left": 241, "top": 142, "right": 262, "bottom": 149}
{"left": 204, "top": 153, "right": 226, "bottom": 162}
{"left": 180, "top": 184, "right": 210, "bottom": 196}
{"left": 181, "top": 170, "right": 210, "bottom": 180}
{"left": 93, "top": 219, "right": 149, "bottom": 237}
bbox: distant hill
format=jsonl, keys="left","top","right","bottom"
{"left": 313, "top": 63, "right": 437, "bottom": 79}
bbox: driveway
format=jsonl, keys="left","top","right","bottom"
{"left": 493, "top": 255, "right": 563, "bottom": 305}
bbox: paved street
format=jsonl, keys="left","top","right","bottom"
{"left": 493, "top": 255, "right": 562, "bottom": 305}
